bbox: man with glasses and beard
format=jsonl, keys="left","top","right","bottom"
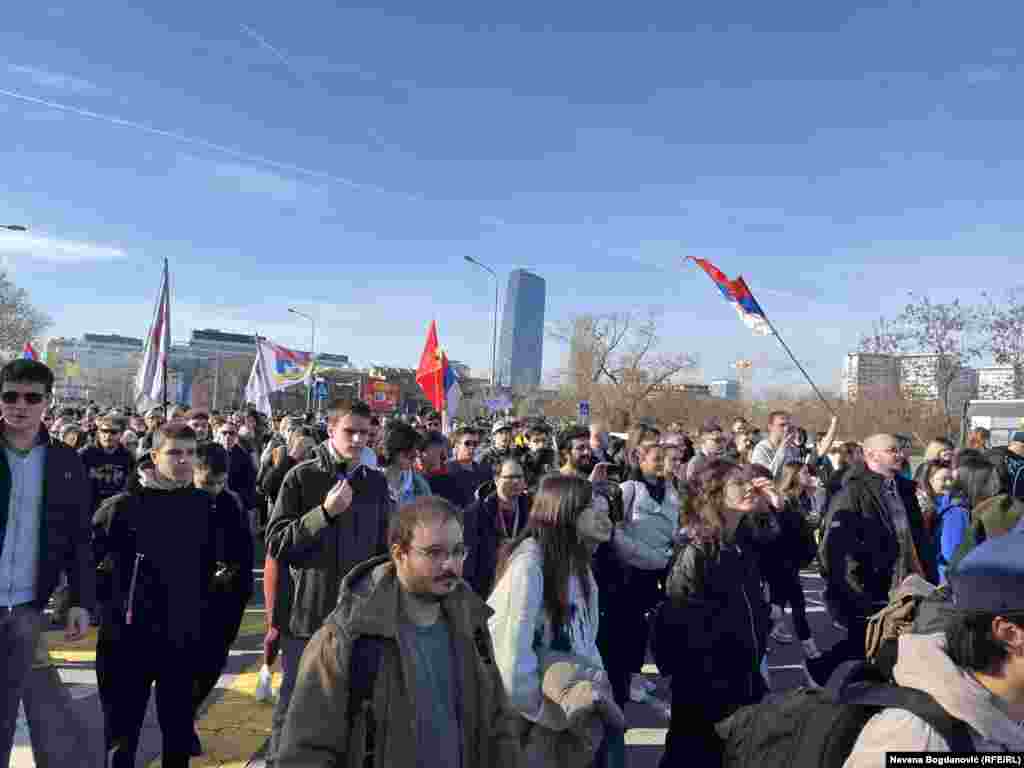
{"left": 0, "top": 360, "right": 93, "bottom": 767}
{"left": 278, "top": 496, "right": 520, "bottom": 768}
{"left": 80, "top": 415, "right": 135, "bottom": 513}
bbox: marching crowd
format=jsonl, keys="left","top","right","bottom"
{"left": 1, "top": 356, "right": 1023, "bottom": 767}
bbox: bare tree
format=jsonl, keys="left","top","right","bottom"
{"left": 897, "top": 294, "right": 982, "bottom": 430}
{"left": 857, "top": 316, "right": 906, "bottom": 355}
{"left": 551, "top": 310, "right": 697, "bottom": 425}
{"left": 980, "top": 288, "right": 1024, "bottom": 368}
{"left": 0, "top": 270, "right": 51, "bottom": 353}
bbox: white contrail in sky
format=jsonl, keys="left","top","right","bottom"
{"left": 239, "top": 23, "right": 299, "bottom": 76}
{"left": 0, "top": 86, "right": 420, "bottom": 199}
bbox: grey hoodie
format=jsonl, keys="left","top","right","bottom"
{"left": 844, "top": 633, "right": 1024, "bottom": 766}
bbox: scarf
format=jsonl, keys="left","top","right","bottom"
{"left": 138, "top": 465, "right": 191, "bottom": 491}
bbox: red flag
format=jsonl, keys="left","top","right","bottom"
{"left": 416, "top": 321, "right": 445, "bottom": 412}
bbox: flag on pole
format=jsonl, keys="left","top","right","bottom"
{"left": 416, "top": 321, "right": 445, "bottom": 412}
{"left": 22, "top": 342, "right": 38, "bottom": 361}
{"left": 134, "top": 259, "right": 172, "bottom": 406}
{"left": 244, "top": 337, "right": 314, "bottom": 416}
{"left": 244, "top": 339, "right": 274, "bottom": 417}
{"left": 689, "top": 257, "right": 772, "bottom": 336}
{"left": 415, "top": 320, "right": 461, "bottom": 422}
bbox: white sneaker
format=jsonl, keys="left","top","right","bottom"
{"left": 255, "top": 664, "right": 274, "bottom": 702}
{"left": 629, "top": 681, "right": 651, "bottom": 703}
{"left": 802, "top": 638, "right": 822, "bottom": 659}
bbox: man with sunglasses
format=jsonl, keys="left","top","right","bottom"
{"left": 0, "top": 360, "right": 93, "bottom": 766}
{"left": 265, "top": 398, "right": 394, "bottom": 767}
{"left": 807, "top": 433, "right": 933, "bottom": 688}
{"left": 446, "top": 427, "right": 489, "bottom": 507}
{"left": 79, "top": 414, "right": 135, "bottom": 513}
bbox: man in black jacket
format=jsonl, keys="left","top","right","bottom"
{"left": 264, "top": 398, "right": 394, "bottom": 767}
{"left": 805, "top": 432, "right": 932, "bottom": 687}
{"left": 190, "top": 442, "right": 255, "bottom": 755}
{"left": 93, "top": 423, "right": 215, "bottom": 767}
{"left": 0, "top": 360, "right": 94, "bottom": 767}
{"left": 80, "top": 414, "right": 134, "bottom": 512}
{"left": 462, "top": 458, "right": 530, "bottom": 598}
{"left": 217, "top": 421, "right": 258, "bottom": 517}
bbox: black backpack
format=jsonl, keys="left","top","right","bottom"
{"left": 715, "top": 661, "right": 974, "bottom": 768}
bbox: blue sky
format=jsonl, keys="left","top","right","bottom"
{"left": 2, "top": 1, "right": 1023, "bottom": 395}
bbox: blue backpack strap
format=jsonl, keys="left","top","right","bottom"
{"left": 840, "top": 683, "right": 974, "bottom": 753}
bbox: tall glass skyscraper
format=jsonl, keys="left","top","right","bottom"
{"left": 498, "top": 269, "right": 546, "bottom": 390}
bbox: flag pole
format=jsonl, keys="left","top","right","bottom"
{"left": 161, "top": 257, "right": 169, "bottom": 412}
{"left": 761, "top": 315, "right": 836, "bottom": 417}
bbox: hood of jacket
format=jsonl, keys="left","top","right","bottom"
{"left": 334, "top": 554, "right": 493, "bottom": 642}
{"left": 893, "top": 632, "right": 1024, "bottom": 748}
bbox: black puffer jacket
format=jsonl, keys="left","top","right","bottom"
{"left": 657, "top": 535, "right": 770, "bottom": 715}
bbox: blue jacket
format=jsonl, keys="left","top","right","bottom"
{"left": 933, "top": 494, "right": 969, "bottom": 584}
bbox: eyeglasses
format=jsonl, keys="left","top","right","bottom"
{"left": 409, "top": 544, "right": 469, "bottom": 564}
{"left": 462, "top": 441, "right": 481, "bottom": 448}
{"left": 221, "top": 430, "right": 238, "bottom": 437}
{"left": 99, "top": 429, "right": 122, "bottom": 435}
{"left": 1, "top": 392, "right": 46, "bottom": 405}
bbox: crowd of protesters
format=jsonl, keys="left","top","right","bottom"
{"left": 2, "top": 356, "right": 1024, "bottom": 767}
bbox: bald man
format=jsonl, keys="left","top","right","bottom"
{"left": 805, "top": 433, "right": 933, "bottom": 687}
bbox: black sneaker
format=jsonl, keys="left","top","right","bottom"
{"left": 190, "top": 729, "right": 203, "bottom": 757}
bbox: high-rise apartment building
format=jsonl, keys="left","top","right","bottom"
{"left": 498, "top": 269, "right": 546, "bottom": 390}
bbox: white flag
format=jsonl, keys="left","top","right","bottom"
{"left": 134, "top": 259, "right": 171, "bottom": 407}
{"left": 244, "top": 340, "right": 274, "bottom": 417}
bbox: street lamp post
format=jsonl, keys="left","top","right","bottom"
{"left": 463, "top": 256, "right": 499, "bottom": 390}
{"left": 288, "top": 308, "right": 316, "bottom": 412}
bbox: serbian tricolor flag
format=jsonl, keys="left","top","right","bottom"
{"left": 416, "top": 321, "right": 461, "bottom": 427}
{"left": 689, "top": 257, "right": 772, "bottom": 336}
{"left": 22, "top": 342, "right": 38, "bottom": 360}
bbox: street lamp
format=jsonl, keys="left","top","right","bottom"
{"left": 288, "top": 307, "right": 316, "bottom": 411}
{"left": 464, "top": 256, "right": 499, "bottom": 390}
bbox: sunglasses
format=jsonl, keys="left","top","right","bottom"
{"left": 1, "top": 392, "right": 46, "bottom": 405}
{"left": 221, "top": 430, "right": 238, "bottom": 437}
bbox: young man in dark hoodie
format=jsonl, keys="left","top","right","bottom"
{"left": 190, "top": 442, "right": 255, "bottom": 756}
{"left": 79, "top": 414, "right": 135, "bottom": 512}
{"left": 93, "top": 423, "right": 216, "bottom": 768}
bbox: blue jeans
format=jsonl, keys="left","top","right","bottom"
{"left": 0, "top": 605, "right": 43, "bottom": 767}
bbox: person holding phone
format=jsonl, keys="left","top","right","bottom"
{"left": 264, "top": 398, "right": 395, "bottom": 767}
